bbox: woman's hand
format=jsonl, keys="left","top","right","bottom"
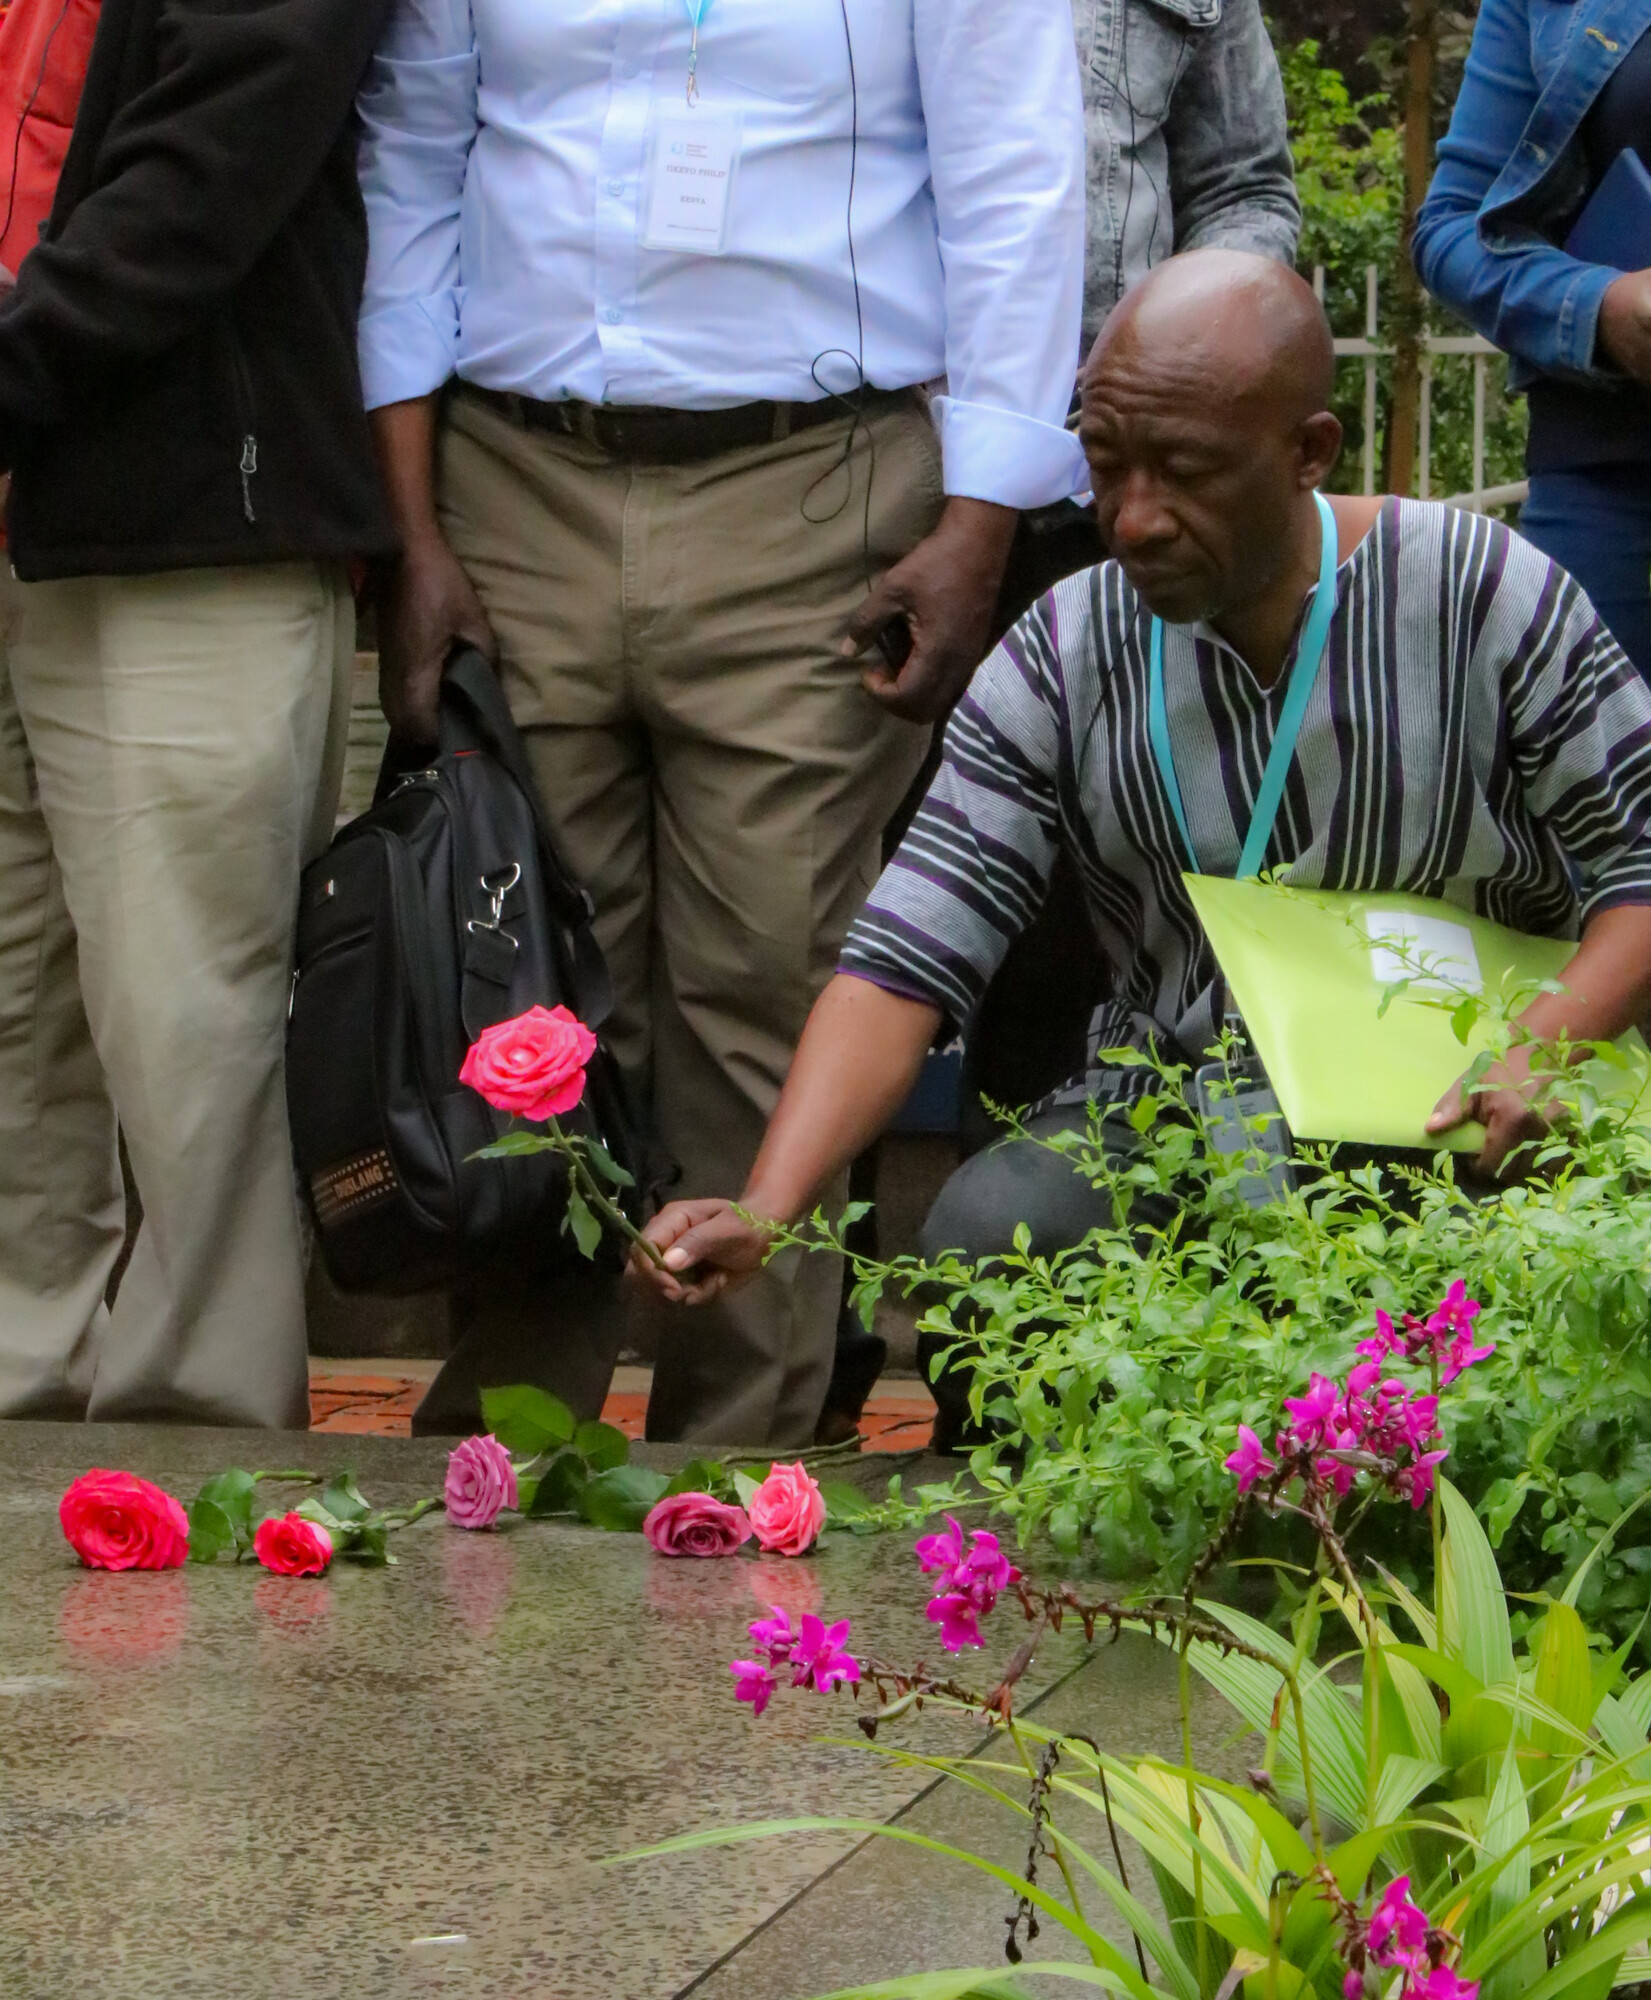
{"left": 628, "top": 1199, "right": 776, "bottom": 1306}
{"left": 1597, "top": 270, "right": 1651, "bottom": 383}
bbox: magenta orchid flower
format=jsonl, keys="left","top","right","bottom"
{"left": 1412, "top": 1969, "right": 1479, "bottom": 2000}
{"left": 788, "top": 1614, "right": 860, "bottom": 1694}
{"left": 1223, "top": 1425, "right": 1277, "bottom": 1494}
{"left": 747, "top": 1605, "right": 798, "bottom": 1667}
{"left": 729, "top": 1658, "right": 777, "bottom": 1717}
{"left": 1368, "top": 1878, "right": 1429, "bottom": 1967}
{"left": 1441, "top": 1329, "right": 1495, "bottom": 1385}
{"left": 914, "top": 1517, "right": 966, "bottom": 1575}
{"left": 926, "top": 1592, "right": 986, "bottom": 1651}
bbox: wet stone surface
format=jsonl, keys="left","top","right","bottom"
{"left": 0, "top": 1424, "right": 1194, "bottom": 1999}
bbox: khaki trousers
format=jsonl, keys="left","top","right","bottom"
{"left": 432, "top": 392, "right": 942, "bottom": 1445}
{"left": 0, "top": 563, "right": 353, "bottom": 1428}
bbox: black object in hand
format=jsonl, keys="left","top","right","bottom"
{"left": 874, "top": 616, "right": 913, "bottom": 672}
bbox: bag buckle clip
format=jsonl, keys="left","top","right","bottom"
{"left": 467, "top": 862, "right": 522, "bottom": 949}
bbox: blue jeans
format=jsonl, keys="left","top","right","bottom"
{"left": 1520, "top": 467, "right": 1651, "bottom": 681}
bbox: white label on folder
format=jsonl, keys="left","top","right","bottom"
{"left": 640, "top": 109, "right": 740, "bottom": 255}
{"left": 1366, "top": 911, "right": 1483, "bottom": 995}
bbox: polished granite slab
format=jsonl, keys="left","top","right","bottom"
{"left": 0, "top": 1424, "right": 1208, "bottom": 2000}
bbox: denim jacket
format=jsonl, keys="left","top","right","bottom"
{"left": 1072, "top": 0, "right": 1300, "bottom": 350}
{"left": 1415, "top": 0, "right": 1651, "bottom": 382}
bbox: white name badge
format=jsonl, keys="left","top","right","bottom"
{"left": 640, "top": 108, "right": 741, "bottom": 256}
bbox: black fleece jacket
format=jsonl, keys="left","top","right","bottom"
{"left": 0, "top": 0, "right": 396, "bottom": 579}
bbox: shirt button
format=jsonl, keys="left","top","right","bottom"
{"left": 603, "top": 308, "right": 623, "bottom": 325}
{"left": 618, "top": 59, "right": 638, "bottom": 77}
{"left": 606, "top": 178, "right": 624, "bottom": 196}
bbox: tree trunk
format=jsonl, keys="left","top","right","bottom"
{"left": 1387, "top": 0, "right": 1437, "bottom": 497}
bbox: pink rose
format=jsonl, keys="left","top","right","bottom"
{"left": 459, "top": 1005, "right": 598, "bottom": 1122}
{"left": 59, "top": 1469, "right": 190, "bottom": 1571}
{"left": 747, "top": 1462, "right": 826, "bottom": 1557}
{"left": 252, "top": 1512, "right": 334, "bottom": 1578}
{"left": 643, "top": 1492, "right": 753, "bottom": 1557}
{"left": 444, "top": 1434, "right": 518, "bottom": 1530}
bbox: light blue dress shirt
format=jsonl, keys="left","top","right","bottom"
{"left": 356, "top": 0, "right": 1088, "bottom": 508}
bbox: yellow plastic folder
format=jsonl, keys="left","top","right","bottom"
{"left": 1183, "top": 875, "right": 1608, "bottom": 1150}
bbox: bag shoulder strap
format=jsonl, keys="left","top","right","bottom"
{"left": 375, "top": 647, "right": 614, "bottom": 1028}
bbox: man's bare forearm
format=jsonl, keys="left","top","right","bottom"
{"left": 369, "top": 395, "right": 442, "bottom": 545}
{"left": 740, "top": 974, "right": 942, "bottom": 1223}
{"left": 1517, "top": 903, "right": 1651, "bottom": 1052}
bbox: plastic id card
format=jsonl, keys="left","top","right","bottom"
{"left": 640, "top": 107, "right": 741, "bottom": 255}
{"left": 1183, "top": 875, "right": 1647, "bottom": 1150}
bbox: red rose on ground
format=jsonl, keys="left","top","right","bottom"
{"left": 459, "top": 1005, "right": 598, "bottom": 1121}
{"left": 252, "top": 1512, "right": 334, "bottom": 1577}
{"left": 643, "top": 1492, "right": 753, "bottom": 1557}
{"left": 59, "top": 1470, "right": 190, "bottom": 1571}
{"left": 746, "top": 1462, "right": 827, "bottom": 1557}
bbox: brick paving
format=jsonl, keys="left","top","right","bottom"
{"left": 307, "top": 1361, "right": 936, "bottom": 1450}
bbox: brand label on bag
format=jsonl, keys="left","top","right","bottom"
{"left": 312, "top": 1148, "right": 400, "bottom": 1230}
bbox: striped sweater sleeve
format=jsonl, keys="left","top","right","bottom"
{"left": 1495, "top": 537, "right": 1651, "bottom": 917}
{"left": 839, "top": 597, "right": 1068, "bottom": 1025}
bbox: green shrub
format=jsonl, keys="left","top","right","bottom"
{"left": 824, "top": 1039, "right": 1651, "bottom": 1654}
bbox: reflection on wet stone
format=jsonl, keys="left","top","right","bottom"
{"left": 0, "top": 1423, "right": 1192, "bottom": 1999}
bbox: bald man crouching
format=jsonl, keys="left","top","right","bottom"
{"left": 631, "top": 249, "right": 1651, "bottom": 1447}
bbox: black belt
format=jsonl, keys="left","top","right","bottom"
{"left": 461, "top": 383, "right": 912, "bottom": 464}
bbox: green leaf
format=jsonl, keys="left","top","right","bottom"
{"left": 581, "top": 1140, "right": 635, "bottom": 1189}
{"left": 664, "top": 1458, "right": 734, "bottom": 1502}
{"left": 1468, "top": 1745, "right": 1539, "bottom": 2000}
{"left": 186, "top": 1497, "right": 237, "bottom": 1564}
{"left": 573, "top": 1419, "right": 630, "bottom": 1472}
{"left": 187, "top": 1468, "right": 257, "bottom": 1562}
{"left": 733, "top": 1469, "right": 761, "bottom": 1509}
{"left": 525, "top": 1451, "right": 588, "bottom": 1517}
{"left": 564, "top": 1184, "right": 603, "bottom": 1260}
{"left": 577, "top": 1465, "right": 671, "bottom": 1532}
{"left": 1440, "top": 1478, "right": 1516, "bottom": 1689}
{"left": 821, "top": 1480, "right": 874, "bottom": 1524}
{"left": 1049, "top": 1503, "right": 1082, "bottom": 1556}
{"left": 480, "top": 1384, "right": 576, "bottom": 1456}
{"left": 319, "top": 1471, "right": 371, "bottom": 1525}
{"left": 470, "top": 1130, "right": 558, "bottom": 1158}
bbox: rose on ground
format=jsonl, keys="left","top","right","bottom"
{"left": 444, "top": 1434, "right": 519, "bottom": 1530}
{"left": 252, "top": 1512, "right": 334, "bottom": 1577}
{"left": 643, "top": 1491, "right": 752, "bottom": 1557}
{"left": 59, "top": 1469, "right": 190, "bottom": 1571}
{"left": 746, "top": 1461, "right": 826, "bottom": 1556}
{"left": 459, "top": 1005, "right": 597, "bottom": 1121}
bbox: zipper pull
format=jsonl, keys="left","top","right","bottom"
{"left": 239, "top": 434, "right": 258, "bottom": 523}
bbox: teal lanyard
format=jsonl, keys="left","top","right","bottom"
{"left": 682, "top": 0, "right": 712, "bottom": 101}
{"left": 1148, "top": 490, "right": 1339, "bottom": 879}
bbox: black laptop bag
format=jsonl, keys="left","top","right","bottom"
{"left": 286, "top": 647, "right": 649, "bottom": 1293}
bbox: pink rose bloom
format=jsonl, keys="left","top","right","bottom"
{"left": 444, "top": 1434, "right": 519, "bottom": 1530}
{"left": 59, "top": 1469, "right": 190, "bottom": 1571}
{"left": 643, "top": 1492, "right": 753, "bottom": 1557}
{"left": 252, "top": 1512, "right": 334, "bottom": 1578}
{"left": 747, "top": 1461, "right": 826, "bottom": 1557}
{"left": 459, "top": 1005, "right": 598, "bottom": 1122}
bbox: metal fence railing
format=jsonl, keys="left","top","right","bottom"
{"left": 1312, "top": 264, "right": 1526, "bottom": 516}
